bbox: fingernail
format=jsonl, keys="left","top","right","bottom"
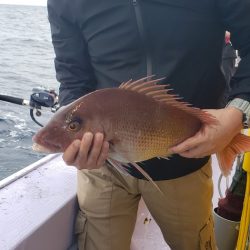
{"left": 74, "top": 140, "right": 81, "bottom": 147}
{"left": 84, "top": 132, "right": 93, "bottom": 140}
{"left": 96, "top": 132, "right": 104, "bottom": 140}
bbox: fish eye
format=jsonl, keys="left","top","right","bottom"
{"left": 67, "top": 120, "right": 81, "bottom": 132}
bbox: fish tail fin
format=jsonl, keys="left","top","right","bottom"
{"left": 130, "top": 162, "right": 165, "bottom": 196}
{"left": 216, "top": 133, "right": 250, "bottom": 176}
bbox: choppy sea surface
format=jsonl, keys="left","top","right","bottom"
{"left": 0, "top": 4, "right": 58, "bottom": 180}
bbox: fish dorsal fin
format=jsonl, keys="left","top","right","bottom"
{"left": 119, "top": 76, "right": 217, "bottom": 125}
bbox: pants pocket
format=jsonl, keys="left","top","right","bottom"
{"left": 199, "top": 216, "right": 217, "bottom": 250}
{"left": 75, "top": 210, "right": 87, "bottom": 250}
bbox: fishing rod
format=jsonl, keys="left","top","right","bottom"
{"left": 0, "top": 87, "right": 59, "bottom": 127}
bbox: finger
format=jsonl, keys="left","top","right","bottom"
{"left": 86, "top": 133, "right": 104, "bottom": 168}
{"left": 170, "top": 134, "right": 203, "bottom": 154}
{"left": 179, "top": 147, "right": 208, "bottom": 158}
{"left": 62, "top": 140, "right": 81, "bottom": 165}
{"left": 96, "top": 141, "right": 109, "bottom": 167}
{"left": 77, "top": 132, "right": 94, "bottom": 163}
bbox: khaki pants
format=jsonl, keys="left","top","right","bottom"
{"left": 75, "top": 161, "right": 216, "bottom": 250}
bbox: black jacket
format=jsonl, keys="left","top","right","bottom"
{"left": 47, "top": 0, "right": 250, "bottom": 180}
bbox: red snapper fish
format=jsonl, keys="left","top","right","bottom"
{"left": 32, "top": 77, "right": 250, "bottom": 188}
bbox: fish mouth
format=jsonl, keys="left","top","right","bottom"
{"left": 32, "top": 142, "right": 62, "bottom": 153}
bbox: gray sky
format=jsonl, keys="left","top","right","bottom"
{"left": 0, "top": 0, "right": 46, "bottom": 6}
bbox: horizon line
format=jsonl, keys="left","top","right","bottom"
{"left": 0, "top": 3, "right": 46, "bottom": 7}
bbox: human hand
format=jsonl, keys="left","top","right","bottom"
{"left": 62, "top": 132, "right": 109, "bottom": 170}
{"left": 169, "top": 107, "right": 243, "bottom": 158}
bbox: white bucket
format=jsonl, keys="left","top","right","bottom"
{"left": 213, "top": 208, "right": 240, "bottom": 250}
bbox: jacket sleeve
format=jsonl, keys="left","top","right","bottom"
{"left": 47, "top": 0, "right": 97, "bottom": 106}
{"left": 217, "top": 0, "right": 250, "bottom": 102}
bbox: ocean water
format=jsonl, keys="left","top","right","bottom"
{"left": 0, "top": 4, "right": 58, "bottom": 180}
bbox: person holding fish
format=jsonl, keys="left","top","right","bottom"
{"left": 39, "top": 0, "right": 250, "bottom": 249}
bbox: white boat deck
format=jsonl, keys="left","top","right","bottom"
{"left": 0, "top": 154, "right": 230, "bottom": 250}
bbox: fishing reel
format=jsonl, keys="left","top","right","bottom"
{"left": 0, "top": 86, "right": 60, "bottom": 127}
{"left": 29, "top": 87, "right": 59, "bottom": 127}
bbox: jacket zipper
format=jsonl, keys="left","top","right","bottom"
{"left": 132, "top": 0, "right": 153, "bottom": 77}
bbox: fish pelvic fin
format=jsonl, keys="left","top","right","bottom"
{"left": 106, "top": 158, "right": 130, "bottom": 176}
{"left": 107, "top": 157, "right": 164, "bottom": 195}
{"left": 157, "top": 155, "right": 172, "bottom": 160}
{"left": 216, "top": 133, "right": 250, "bottom": 176}
{"left": 130, "top": 162, "right": 165, "bottom": 196}
{"left": 107, "top": 158, "right": 165, "bottom": 196}
{"left": 119, "top": 76, "right": 217, "bottom": 126}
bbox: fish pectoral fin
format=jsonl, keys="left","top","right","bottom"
{"left": 216, "top": 133, "right": 250, "bottom": 176}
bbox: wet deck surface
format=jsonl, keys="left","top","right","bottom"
{"left": 131, "top": 155, "right": 232, "bottom": 249}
